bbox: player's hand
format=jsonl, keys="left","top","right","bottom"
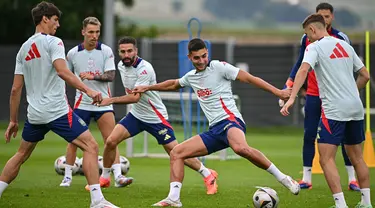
{"left": 5, "top": 121, "right": 18, "bottom": 143}
{"left": 277, "top": 88, "right": 292, "bottom": 100}
{"left": 79, "top": 72, "right": 94, "bottom": 80}
{"left": 280, "top": 98, "right": 296, "bottom": 116}
{"left": 94, "top": 98, "right": 112, "bottom": 106}
{"left": 132, "top": 86, "right": 149, "bottom": 94}
{"left": 86, "top": 89, "right": 102, "bottom": 103}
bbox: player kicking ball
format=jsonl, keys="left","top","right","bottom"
{"left": 94, "top": 36, "right": 218, "bottom": 195}
{"left": 132, "top": 38, "right": 300, "bottom": 207}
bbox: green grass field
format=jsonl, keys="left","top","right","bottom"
{"left": 0, "top": 125, "right": 374, "bottom": 208}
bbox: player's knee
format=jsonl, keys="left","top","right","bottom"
{"left": 170, "top": 145, "right": 184, "bottom": 160}
{"left": 83, "top": 139, "right": 99, "bottom": 155}
{"left": 232, "top": 145, "right": 251, "bottom": 157}
{"left": 105, "top": 137, "right": 118, "bottom": 150}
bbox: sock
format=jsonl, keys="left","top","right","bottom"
{"left": 345, "top": 166, "right": 356, "bottom": 183}
{"left": 360, "top": 188, "right": 371, "bottom": 206}
{"left": 302, "top": 166, "right": 312, "bottom": 183}
{"left": 333, "top": 192, "right": 347, "bottom": 208}
{"left": 112, "top": 164, "right": 122, "bottom": 179}
{"left": 89, "top": 184, "right": 104, "bottom": 205}
{"left": 0, "top": 181, "right": 9, "bottom": 198}
{"left": 198, "top": 163, "right": 211, "bottom": 178}
{"left": 267, "top": 163, "right": 287, "bottom": 181}
{"left": 64, "top": 164, "right": 73, "bottom": 179}
{"left": 167, "top": 182, "right": 182, "bottom": 201}
{"left": 101, "top": 168, "right": 111, "bottom": 179}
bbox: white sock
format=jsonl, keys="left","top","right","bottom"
{"left": 302, "top": 166, "right": 312, "bottom": 183}
{"left": 101, "top": 168, "right": 111, "bottom": 179}
{"left": 112, "top": 164, "right": 122, "bottom": 179}
{"left": 333, "top": 192, "right": 347, "bottom": 208}
{"left": 167, "top": 182, "right": 182, "bottom": 201}
{"left": 267, "top": 163, "right": 287, "bottom": 181}
{"left": 64, "top": 164, "right": 73, "bottom": 179}
{"left": 360, "top": 188, "right": 371, "bottom": 206}
{"left": 89, "top": 184, "right": 104, "bottom": 205}
{"left": 0, "top": 181, "right": 9, "bottom": 198}
{"left": 198, "top": 163, "right": 211, "bottom": 178}
{"left": 345, "top": 166, "right": 356, "bottom": 183}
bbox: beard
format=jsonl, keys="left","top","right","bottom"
{"left": 122, "top": 57, "right": 135, "bottom": 67}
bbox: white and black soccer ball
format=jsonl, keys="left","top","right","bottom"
{"left": 76, "top": 157, "right": 84, "bottom": 175}
{"left": 119, "top": 156, "right": 130, "bottom": 175}
{"left": 252, "top": 187, "right": 279, "bottom": 208}
{"left": 98, "top": 155, "right": 104, "bottom": 175}
{"left": 54, "top": 156, "right": 80, "bottom": 175}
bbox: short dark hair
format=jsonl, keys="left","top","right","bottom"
{"left": 188, "top": 38, "right": 206, "bottom": 53}
{"left": 31, "top": 1, "right": 62, "bottom": 26}
{"left": 302, "top": 14, "right": 326, "bottom": 28}
{"left": 316, "top": 2, "right": 334, "bottom": 13}
{"left": 118, "top": 36, "right": 137, "bottom": 46}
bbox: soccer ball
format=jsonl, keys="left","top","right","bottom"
{"left": 98, "top": 155, "right": 104, "bottom": 175}
{"left": 76, "top": 157, "right": 83, "bottom": 175}
{"left": 54, "top": 156, "right": 80, "bottom": 175}
{"left": 119, "top": 156, "right": 130, "bottom": 175}
{"left": 252, "top": 187, "right": 279, "bottom": 208}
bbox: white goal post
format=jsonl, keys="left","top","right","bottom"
{"left": 125, "top": 91, "right": 241, "bottom": 160}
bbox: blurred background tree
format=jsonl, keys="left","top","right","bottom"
{"left": 0, "top": 0, "right": 159, "bottom": 44}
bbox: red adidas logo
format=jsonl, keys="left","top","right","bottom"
{"left": 140, "top": 70, "right": 147, "bottom": 75}
{"left": 25, "top": 43, "right": 41, "bottom": 61}
{"left": 329, "top": 43, "right": 349, "bottom": 59}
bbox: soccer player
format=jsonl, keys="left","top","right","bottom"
{"left": 59, "top": 16, "right": 132, "bottom": 189}
{"left": 279, "top": 2, "right": 359, "bottom": 190}
{"left": 281, "top": 14, "right": 372, "bottom": 208}
{"left": 95, "top": 36, "right": 219, "bottom": 195}
{"left": 0, "top": 2, "right": 118, "bottom": 208}
{"left": 132, "top": 38, "right": 300, "bottom": 207}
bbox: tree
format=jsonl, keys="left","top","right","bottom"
{"left": 0, "top": 0, "right": 134, "bottom": 44}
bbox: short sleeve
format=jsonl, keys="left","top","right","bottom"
{"left": 302, "top": 44, "right": 318, "bottom": 70}
{"left": 178, "top": 72, "right": 191, "bottom": 87}
{"left": 351, "top": 47, "right": 364, "bottom": 72}
{"left": 14, "top": 51, "right": 23, "bottom": 75}
{"left": 50, "top": 37, "right": 66, "bottom": 63}
{"left": 134, "top": 65, "right": 154, "bottom": 87}
{"left": 66, "top": 49, "right": 74, "bottom": 72}
{"left": 220, "top": 61, "right": 240, "bottom": 80}
{"left": 103, "top": 46, "right": 116, "bottom": 72}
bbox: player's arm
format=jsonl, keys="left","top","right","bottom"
{"left": 352, "top": 48, "right": 370, "bottom": 89}
{"left": 236, "top": 70, "right": 290, "bottom": 100}
{"left": 102, "top": 92, "right": 141, "bottom": 106}
{"left": 9, "top": 75, "right": 24, "bottom": 123}
{"left": 284, "top": 35, "right": 308, "bottom": 88}
{"left": 133, "top": 79, "right": 182, "bottom": 93}
{"left": 356, "top": 67, "right": 370, "bottom": 89}
{"left": 281, "top": 44, "right": 317, "bottom": 116}
{"left": 54, "top": 60, "right": 91, "bottom": 94}
{"left": 6, "top": 52, "right": 24, "bottom": 142}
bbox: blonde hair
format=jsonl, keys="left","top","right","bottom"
{"left": 82, "top": 17, "right": 101, "bottom": 28}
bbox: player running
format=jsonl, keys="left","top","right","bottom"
{"left": 59, "top": 16, "right": 132, "bottom": 189}
{"left": 0, "top": 2, "right": 118, "bottom": 207}
{"left": 281, "top": 14, "right": 372, "bottom": 208}
{"left": 279, "top": 2, "right": 359, "bottom": 191}
{"left": 132, "top": 38, "right": 300, "bottom": 207}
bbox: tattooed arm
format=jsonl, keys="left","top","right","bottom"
{"left": 79, "top": 70, "right": 115, "bottom": 82}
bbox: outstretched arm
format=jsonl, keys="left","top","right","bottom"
{"left": 96, "top": 92, "right": 141, "bottom": 106}
{"left": 236, "top": 69, "right": 290, "bottom": 100}
{"left": 133, "top": 79, "right": 182, "bottom": 93}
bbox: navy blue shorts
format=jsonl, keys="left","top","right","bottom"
{"left": 318, "top": 117, "right": 365, "bottom": 145}
{"left": 22, "top": 111, "right": 88, "bottom": 143}
{"left": 200, "top": 117, "right": 246, "bottom": 154}
{"left": 74, "top": 109, "right": 114, "bottom": 126}
{"left": 118, "top": 113, "right": 176, "bottom": 145}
